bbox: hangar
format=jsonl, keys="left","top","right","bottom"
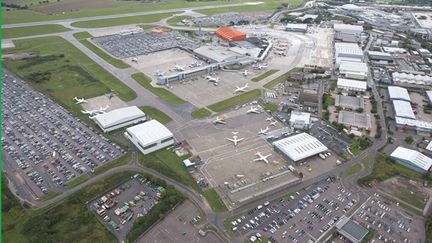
{"left": 289, "top": 111, "right": 311, "bottom": 129}
{"left": 335, "top": 43, "right": 364, "bottom": 64}
{"left": 338, "top": 61, "right": 368, "bottom": 80}
{"left": 388, "top": 86, "right": 411, "bottom": 102}
{"left": 390, "top": 146, "right": 432, "bottom": 173}
{"left": 125, "top": 120, "right": 174, "bottom": 155}
{"left": 93, "top": 106, "right": 146, "bottom": 133}
{"left": 215, "top": 27, "right": 246, "bottom": 41}
{"left": 272, "top": 133, "right": 328, "bottom": 162}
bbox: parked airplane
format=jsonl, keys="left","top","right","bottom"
{"left": 254, "top": 152, "right": 271, "bottom": 164}
{"left": 247, "top": 106, "right": 260, "bottom": 114}
{"left": 154, "top": 70, "right": 165, "bottom": 77}
{"left": 258, "top": 127, "right": 270, "bottom": 135}
{"left": 226, "top": 132, "right": 244, "bottom": 146}
{"left": 174, "top": 64, "right": 185, "bottom": 71}
{"left": 212, "top": 116, "right": 226, "bottom": 124}
{"left": 266, "top": 117, "right": 274, "bottom": 122}
{"left": 254, "top": 63, "right": 268, "bottom": 70}
{"left": 270, "top": 121, "right": 277, "bottom": 126}
{"left": 234, "top": 83, "right": 249, "bottom": 93}
{"left": 73, "top": 97, "right": 87, "bottom": 104}
{"left": 235, "top": 174, "right": 245, "bottom": 179}
{"left": 206, "top": 76, "right": 220, "bottom": 85}
{"left": 81, "top": 109, "right": 99, "bottom": 116}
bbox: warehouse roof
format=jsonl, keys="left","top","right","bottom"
{"left": 392, "top": 72, "right": 432, "bottom": 86}
{"left": 339, "top": 61, "right": 368, "bottom": 74}
{"left": 215, "top": 27, "right": 246, "bottom": 41}
{"left": 334, "top": 24, "right": 363, "bottom": 33}
{"left": 272, "top": 133, "right": 328, "bottom": 162}
{"left": 395, "top": 117, "right": 432, "bottom": 132}
{"left": 289, "top": 111, "right": 311, "bottom": 124}
{"left": 338, "top": 111, "right": 371, "bottom": 129}
{"left": 427, "top": 141, "right": 432, "bottom": 152}
{"left": 126, "top": 120, "right": 173, "bottom": 146}
{"left": 94, "top": 106, "right": 145, "bottom": 129}
{"left": 286, "top": 23, "right": 308, "bottom": 30}
{"left": 390, "top": 146, "right": 432, "bottom": 172}
{"left": 337, "top": 78, "right": 367, "bottom": 90}
{"left": 392, "top": 100, "right": 415, "bottom": 119}
{"left": 335, "top": 95, "right": 364, "bottom": 109}
{"left": 335, "top": 43, "right": 363, "bottom": 55}
{"left": 368, "top": 51, "right": 392, "bottom": 58}
{"left": 388, "top": 86, "right": 411, "bottom": 102}
{"left": 336, "top": 216, "right": 369, "bottom": 243}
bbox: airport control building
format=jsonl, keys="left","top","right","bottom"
{"left": 125, "top": 120, "right": 174, "bottom": 155}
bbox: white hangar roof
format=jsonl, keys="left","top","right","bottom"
{"left": 94, "top": 106, "right": 145, "bottom": 129}
{"left": 337, "top": 78, "right": 367, "bottom": 90}
{"left": 126, "top": 120, "right": 173, "bottom": 146}
{"left": 390, "top": 146, "right": 432, "bottom": 172}
{"left": 388, "top": 86, "right": 411, "bottom": 102}
{"left": 289, "top": 111, "right": 311, "bottom": 124}
{"left": 392, "top": 100, "right": 415, "bottom": 119}
{"left": 339, "top": 61, "right": 368, "bottom": 74}
{"left": 334, "top": 24, "right": 363, "bottom": 33}
{"left": 272, "top": 133, "right": 328, "bottom": 162}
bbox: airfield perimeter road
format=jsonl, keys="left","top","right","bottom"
{"left": 2, "top": 3, "right": 392, "bottom": 242}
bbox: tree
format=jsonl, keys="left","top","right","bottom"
{"left": 356, "top": 108, "right": 364, "bottom": 113}
{"left": 404, "top": 136, "right": 414, "bottom": 144}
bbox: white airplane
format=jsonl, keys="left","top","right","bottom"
{"left": 97, "top": 105, "right": 109, "bottom": 113}
{"left": 270, "top": 120, "right": 277, "bottom": 126}
{"left": 258, "top": 127, "right": 270, "bottom": 135}
{"left": 247, "top": 106, "right": 260, "bottom": 114}
{"left": 226, "top": 133, "right": 244, "bottom": 146}
{"left": 234, "top": 83, "right": 249, "bottom": 93}
{"left": 174, "top": 64, "right": 185, "bottom": 71}
{"left": 132, "top": 57, "right": 139, "bottom": 63}
{"left": 266, "top": 117, "right": 274, "bottom": 122}
{"left": 254, "top": 152, "right": 271, "bottom": 164}
{"left": 206, "top": 76, "right": 220, "bottom": 85}
{"left": 81, "top": 109, "right": 99, "bottom": 116}
{"left": 254, "top": 63, "right": 268, "bottom": 70}
{"left": 154, "top": 70, "right": 165, "bottom": 77}
{"left": 212, "top": 116, "right": 226, "bottom": 124}
{"left": 242, "top": 70, "right": 248, "bottom": 77}
{"left": 73, "top": 97, "right": 87, "bottom": 104}
{"left": 235, "top": 174, "right": 245, "bottom": 179}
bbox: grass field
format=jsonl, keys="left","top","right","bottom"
{"left": 167, "top": 15, "right": 192, "bottom": 26}
{"left": 362, "top": 156, "right": 372, "bottom": 167}
{"left": 39, "top": 191, "right": 62, "bottom": 201}
{"left": 191, "top": 108, "right": 212, "bottom": 119}
{"left": 263, "top": 67, "right": 301, "bottom": 89}
{"left": 71, "top": 12, "right": 178, "bottom": 28}
{"left": 138, "top": 149, "right": 227, "bottom": 212}
{"left": 64, "top": 174, "right": 89, "bottom": 189}
{"left": 3, "top": 37, "right": 136, "bottom": 112}
{"left": 93, "top": 152, "right": 131, "bottom": 175}
{"left": 73, "top": 32, "right": 130, "bottom": 69}
{"left": 3, "top": 24, "right": 70, "bottom": 39}
{"left": 207, "top": 89, "right": 261, "bottom": 112}
{"left": 261, "top": 101, "right": 279, "bottom": 112}
{"left": 394, "top": 187, "right": 426, "bottom": 209}
{"left": 139, "top": 106, "right": 172, "bottom": 124}
{"left": 3, "top": 172, "right": 136, "bottom": 243}
{"left": 132, "top": 73, "right": 186, "bottom": 105}
{"left": 251, "top": 69, "right": 279, "bottom": 82}
{"left": 3, "top": 0, "right": 304, "bottom": 24}
{"left": 347, "top": 163, "right": 362, "bottom": 175}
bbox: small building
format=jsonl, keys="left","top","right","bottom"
{"left": 337, "top": 78, "right": 367, "bottom": 92}
{"left": 388, "top": 86, "right": 411, "bottom": 102}
{"left": 335, "top": 95, "right": 364, "bottom": 110}
{"left": 125, "top": 120, "right": 174, "bottom": 155}
{"left": 272, "top": 133, "right": 328, "bottom": 162}
{"left": 392, "top": 100, "right": 415, "bottom": 119}
{"left": 390, "top": 146, "right": 432, "bottom": 173}
{"left": 336, "top": 216, "right": 369, "bottom": 243}
{"left": 289, "top": 111, "right": 311, "bottom": 130}
{"left": 338, "top": 111, "right": 371, "bottom": 130}
{"left": 426, "top": 90, "right": 432, "bottom": 104}
{"left": 215, "top": 27, "right": 246, "bottom": 41}
{"left": 93, "top": 106, "right": 146, "bottom": 133}
{"left": 285, "top": 23, "right": 308, "bottom": 33}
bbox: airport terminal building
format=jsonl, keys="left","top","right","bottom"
{"left": 125, "top": 120, "right": 174, "bottom": 155}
